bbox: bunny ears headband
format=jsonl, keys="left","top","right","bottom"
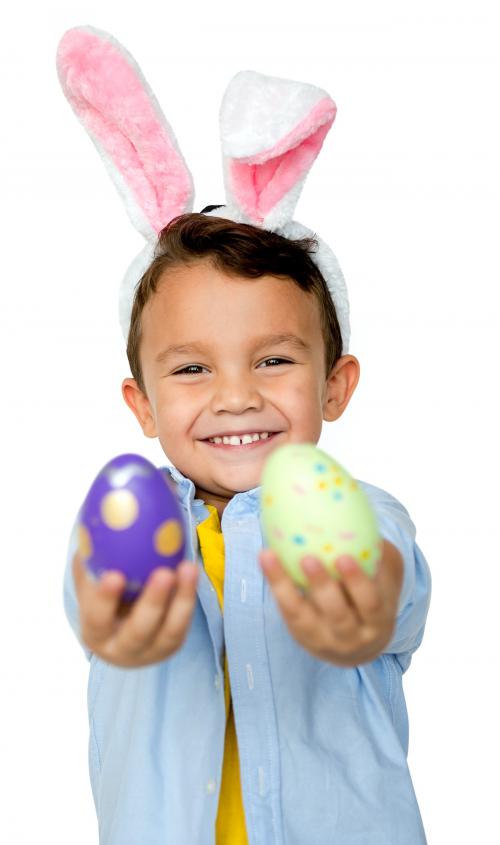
{"left": 56, "top": 26, "right": 350, "bottom": 352}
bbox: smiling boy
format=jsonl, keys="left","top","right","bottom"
{"left": 67, "top": 213, "right": 431, "bottom": 844}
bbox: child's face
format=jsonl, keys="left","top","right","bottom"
{"left": 123, "top": 259, "right": 359, "bottom": 515}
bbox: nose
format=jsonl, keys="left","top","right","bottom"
{"left": 209, "top": 367, "right": 264, "bottom": 415}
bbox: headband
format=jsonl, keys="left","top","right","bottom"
{"left": 56, "top": 25, "right": 350, "bottom": 352}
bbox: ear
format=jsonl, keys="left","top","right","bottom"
{"left": 122, "top": 378, "right": 158, "bottom": 438}
{"left": 220, "top": 70, "right": 336, "bottom": 230}
{"left": 57, "top": 26, "right": 194, "bottom": 242}
{"left": 322, "top": 355, "right": 360, "bottom": 421}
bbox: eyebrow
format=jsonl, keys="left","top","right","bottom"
{"left": 154, "top": 333, "right": 311, "bottom": 365}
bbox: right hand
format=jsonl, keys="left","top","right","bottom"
{"left": 73, "top": 553, "right": 200, "bottom": 668}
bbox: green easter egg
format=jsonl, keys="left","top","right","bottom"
{"left": 260, "top": 442, "right": 382, "bottom": 588}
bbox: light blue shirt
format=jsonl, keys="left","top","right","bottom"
{"left": 64, "top": 463, "right": 431, "bottom": 844}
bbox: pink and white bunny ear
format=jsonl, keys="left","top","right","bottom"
{"left": 220, "top": 70, "right": 336, "bottom": 230}
{"left": 56, "top": 26, "right": 194, "bottom": 243}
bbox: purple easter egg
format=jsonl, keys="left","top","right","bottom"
{"left": 77, "top": 454, "right": 187, "bottom": 601}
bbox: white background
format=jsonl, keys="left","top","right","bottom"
{"left": 1, "top": 1, "right": 499, "bottom": 841}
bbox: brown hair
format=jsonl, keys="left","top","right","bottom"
{"left": 126, "top": 213, "right": 343, "bottom": 394}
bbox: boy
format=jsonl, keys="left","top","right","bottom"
{"left": 66, "top": 213, "right": 431, "bottom": 844}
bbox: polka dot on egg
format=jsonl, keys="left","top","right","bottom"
{"left": 360, "top": 549, "right": 371, "bottom": 560}
{"left": 316, "top": 480, "right": 328, "bottom": 491}
{"left": 101, "top": 489, "right": 139, "bottom": 530}
{"left": 78, "top": 524, "right": 93, "bottom": 559}
{"left": 322, "top": 543, "right": 334, "bottom": 552}
{"left": 314, "top": 463, "right": 327, "bottom": 473}
{"left": 264, "top": 495, "right": 273, "bottom": 506}
{"left": 334, "top": 477, "right": 343, "bottom": 486}
{"left": 154, "top": 519, "right": 183, "bottom": 556}
{"left": 332, "top": 491, "right": 343, "bottom": 501}
{"left": 305, "top": 524, "right": 323, "bottom": 534}
{"left": 292, "top": 535, "right": 306, "bottom": 545}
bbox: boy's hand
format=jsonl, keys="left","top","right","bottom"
{"left": 72, "top": 553, "right": 199, "bottom": 668}
{"left": 259, "top": 540, "right": 403, "bottom": 667}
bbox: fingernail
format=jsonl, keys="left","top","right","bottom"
{"left": 260, "top": 552, "right": 276, "bottom": 574}
{"left": 151, "top": 568, "right": 172, "bottom": 586}
{"left": 302, "top": 557, "right": 321, "bottom": 575}
{"left": 336, "top": 556, "right": 358, "bottom": 574}
{"left": 179, "top": 562, "right": 198, "bottom": 580}
{"left": 102, "top": 571, "right": 125, "bottom": 590}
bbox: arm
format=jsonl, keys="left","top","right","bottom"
{"left": 63, "top": 514, "right": 92, "bottom": 661}
{"left": 369, "top": 486, "right": 432, "bottom": 671}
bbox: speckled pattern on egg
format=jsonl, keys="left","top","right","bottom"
{"left": 260, "top": 442, "right": 382, "bottom": 588}
{"left": 78, "top": 454, "right": 187, "bottom": 600}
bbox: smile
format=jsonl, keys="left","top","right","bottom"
{"left": 201, "top": 432, "right": 281, "bottom": 450}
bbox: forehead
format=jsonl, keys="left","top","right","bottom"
{"left": 140, "top": 260, "right": 323, "bottom": 358}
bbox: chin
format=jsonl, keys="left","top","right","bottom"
{"left": 222, "top": 470, "right": 262, "bottom": 495}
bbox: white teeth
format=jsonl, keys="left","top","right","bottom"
{"left": 208, "top": 431, "right": 272, "bottom": 445}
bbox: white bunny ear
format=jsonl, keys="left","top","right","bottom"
{"left": 56, "top": 26, "right": 194, "bottom": 243}
{"left": 220, "top": 70, "right": 336, "bottom": 230}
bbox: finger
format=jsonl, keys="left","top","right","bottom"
{"left": 259, "top": 550, "right": 318, "bottom": 633}
{"left": 335, "top": 556, "right": 385, "bottom": 625}
{"left": 301, "top": 556, "right": 361, "bottom": 634}
{"left": 73, "top": 551, "right": 126, "bottom": 601}
{"left": 154, "top": 562, "right": 200, "bottom": 649}
{"left": 112, "top": 566, "right": 179, "bottom": 655}
{"left": 73, "top": 553, "right": 127, "bottom": 644}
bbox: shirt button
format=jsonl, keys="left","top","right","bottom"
{"left": 206, "top": 779, "right": 217, "bottom": 794}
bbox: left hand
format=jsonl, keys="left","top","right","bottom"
{"left": 259, "top": 540, "right": 403, "bottom": 667}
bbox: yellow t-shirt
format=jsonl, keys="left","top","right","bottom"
{"left": 196, "top": 505, "right": 249, "bottom": 845}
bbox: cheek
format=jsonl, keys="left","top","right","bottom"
{"left": 279, "top": 372, "right": 320, "bottom": 407}
{"left": 155, "top": 386, "right": 201, "bottom": 429}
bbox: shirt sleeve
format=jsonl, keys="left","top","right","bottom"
{"left": 63, "top": 510, "right": 93, "bottom": 661}
{"left": 359, "top": 481, "right": 432, "bottom": 672}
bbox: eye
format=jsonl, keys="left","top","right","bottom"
{"left": 260, "top": 357, "right": 292, "bottom": 367}
{"left": 172, "top": 357, "right": 292, "bottom": 376}
{"left": 173, "top": 364, "right": 207, "bottom": 375}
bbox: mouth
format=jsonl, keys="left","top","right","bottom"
{"left": 200, "top": 431, "right": 282, "bottom": 451}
